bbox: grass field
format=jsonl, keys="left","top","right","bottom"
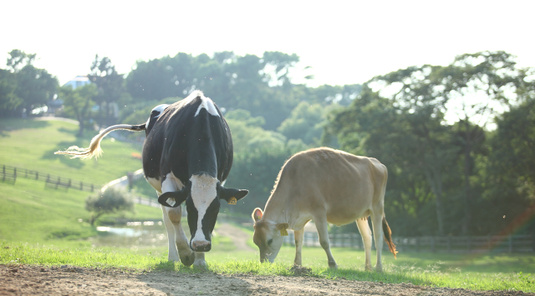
{"left": 1, "top": 118, "right": 534, "bottom": 293}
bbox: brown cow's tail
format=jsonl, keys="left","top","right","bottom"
{"left": 55, "top": 124, "right": 145, "bottom": 159}
{"left": 382, "top": 217, "right": 398, "bottom": 259}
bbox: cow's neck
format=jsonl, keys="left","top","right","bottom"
{"left": 263, "top": 196, "right": 307, "bottom": 230}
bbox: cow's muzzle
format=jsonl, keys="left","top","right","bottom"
{"left": 191, "top": 240, "right": 211, "bottom": 252}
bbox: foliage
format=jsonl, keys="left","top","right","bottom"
{"left": 86, "top": 187, "right": 134, "bottom": 226}
{"left": 324, "top": 51, "right": 535, "bottom": 236}
{"left": 88, "top": 55, "right": 126, "bottom": 127}
{"left": 4, "top": 50, "right": 58, "bottom": 117}
{"left": 2, "top": 48, "right": 535, "bottom": 240}
{"left": 0, "top": 69, "right": 21, "bottom": 116}
{"left": 59, "top": 84, "right": 97, "bottom": 136}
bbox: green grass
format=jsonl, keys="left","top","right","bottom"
{"left": 0, "top": 118, "right": 144, "bottom": 185}
{"left": 1, "top": 239, "right": 533, "bottom": 293}
{"left": 1, "top": 118, "right": 534, "bottom": 293}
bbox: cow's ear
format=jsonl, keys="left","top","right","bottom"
{"left": 252, "top": 208, "right": 263, "bottom": 222}
{"left": 158, "top": 188, "right": 189, "bottom": 208}
{"left": 277, "top": 223, "right": 289, "bottom": 236}
{"left": 218, "top": 186, "right": 248, "bottom": 205}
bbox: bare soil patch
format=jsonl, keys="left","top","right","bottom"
{"left": 1, "top": 264, "right": 532, "bottom": 296}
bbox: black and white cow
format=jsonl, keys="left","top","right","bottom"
{"left": 56, "top": 91, "right": 248, "bottom": 267}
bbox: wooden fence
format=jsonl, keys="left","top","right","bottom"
{"left": 282, "top": 231, "right": 535, "bottom": 254}
{"left": 1, "top": 164, "right": 98, "bottom": 192}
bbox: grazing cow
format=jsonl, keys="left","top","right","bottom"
{"left": 252, "top": 147, "right": 397, "bottom": 271}
{"left": 56, "top": 91, "right": 248, "bottom": 267}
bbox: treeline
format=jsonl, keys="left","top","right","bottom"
{"left": 1, "top": 49, "right": 533, "bottom": 237}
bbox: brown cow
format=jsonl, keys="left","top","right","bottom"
{"left": 252, "top": 147, "right": 397, "bottom": 271}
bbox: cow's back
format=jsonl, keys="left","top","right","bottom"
{"left": 142, "top": 94, "right": 233, "bottom": 185}
{"left": 271, "top": 147, "right": 387, "bottom": 225}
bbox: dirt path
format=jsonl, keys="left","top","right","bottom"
{"left": 215, "top": 223, "right": 255, "bottom": 252}
{"left": 1, "top": 264, "right": 531, "bottom": 296}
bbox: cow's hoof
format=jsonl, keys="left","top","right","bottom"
{"left": 193, "top": 259, "right": 208, "bottom": 270}
{"left": 180, "top": 253, "right": 195, "bottom": 267}
{"left": 328, "top": 261, "right": 338, "bottom": 269}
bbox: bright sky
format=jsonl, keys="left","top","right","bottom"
{"left": 1, "top": 0, "right": 534, "bottom": 87}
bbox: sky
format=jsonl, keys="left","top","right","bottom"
{"left": 1, "top": 0, "right": 534, "bottom": 87}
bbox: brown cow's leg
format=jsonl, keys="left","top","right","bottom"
{"left": 314, "top": 218, "right": 337, "bottom": 268}
{"left": 294, "top": 228, "right": 304, "bottom": 266}
{"left": 356, "top": 217, "right": 373, "bottom": 271}
{"left": 371, "top": 214, "right": 384, "bottom": 272}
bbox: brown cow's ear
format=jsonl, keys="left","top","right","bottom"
{"left": 277, "top": 223, "right": 289, "bottom": 236}
{"left": 252, "top": 208, "right": 263, "bottom": 222}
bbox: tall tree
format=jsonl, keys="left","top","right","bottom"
{"left": 88, "top": 55, "right": 124, "bottom": 126}
{"left": 0, "top": 69, "right": 21, "bottom": 117}
{"left": 5, "top": 50, "right": 58, "bottom": 117}
{"left": 437, "top": 51, "right": 525, "bottom": 234}
{"left": 60, "top": 84, "right": 97, "bottom": 136}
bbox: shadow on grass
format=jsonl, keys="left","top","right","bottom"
{"left": 0, "top": 118, "right": 50, "bottom": 137}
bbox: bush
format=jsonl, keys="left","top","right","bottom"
{"left": 86, "top": 187, "right": 134, "bottom": 226}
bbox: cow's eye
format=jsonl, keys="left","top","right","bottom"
{"left": 267, "top": 239, "right": 273, "bottom": 245}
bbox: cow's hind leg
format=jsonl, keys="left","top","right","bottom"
{"left": 371, "top": 213, "right": 384, "bottom": 272}
{"left": 293, "top": 228, "right": 304, "bottom": 266}
{"left": 163, "top": 206, "right": 195, "bottom": 266}
{"left": 314, "top": 217, "right": 337, "bottom": 268}
{"left": 356, "top": 217, "right": 373, "bottom": 271}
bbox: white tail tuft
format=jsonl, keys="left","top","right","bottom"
{"left": 55, "top": 124, "right": 143, "bottom": 159}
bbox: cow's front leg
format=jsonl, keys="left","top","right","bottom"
{"left": 193, "top": 252, "right": 207, "bottom": 268}
{"left": 163, "top": 206, "right": 195, "bottom": 266}
{"left": 314, "top": 217, "right": 337, "bottom": 268}
{"left": 162, "top": 206, "right": 179, "bottom": 262}
{"left": 293, "top": 228, "right": 304, "bottom": 266}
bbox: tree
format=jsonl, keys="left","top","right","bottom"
{"left": 88, "top": 55, "right": 124, "bottom": 127}
{"left": 486, "top": 97, "right": 535, "bottom": 233}
{"left": 6, "top": 49, "right": 36, "bottom": 72}
{"left": 0, "top": 69, "right": 21, "bottom": 117}
{"left": 85, "top": 187, "right": 134, "bottom": 226}
{"left": 6, "top": 50, "right": 58, "bottom": 117}
{"left": 277, "top": 101, "right": 327, "bottom": 145}
{"left": 60, "top": 84, "right": 97, "bottom": 136}
{"left": 437, "top": 51, "right": 524, "bottom": 234}
{"left": 326, "top": 85, "right": 459, "bottom": 235}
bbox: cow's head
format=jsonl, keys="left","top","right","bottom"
{"left": 252, "top": 208, "right": 288, "bottom": 263}
{"left": 158, "top": 174, "right": 248, "bottom": 252}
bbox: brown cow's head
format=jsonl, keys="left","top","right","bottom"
{"left": 251, "top": 208, "right": 288, "bottom": 263}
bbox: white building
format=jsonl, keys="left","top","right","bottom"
{"left": 63, "top": 75, "right": 91, "bottom": 89}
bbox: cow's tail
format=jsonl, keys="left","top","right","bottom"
{"left": 55, "top": 123, "right": 145, "bottom": 159}
{"left": 382, "top": 217, "right": 398, "bottom": 259}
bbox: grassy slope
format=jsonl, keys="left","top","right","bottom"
{"left": 0, "top": 118, "right": 162, "bottom": 246}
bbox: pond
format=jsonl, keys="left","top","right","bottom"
{"left": 91, "top": 220, "right": 168, "bottom": 249}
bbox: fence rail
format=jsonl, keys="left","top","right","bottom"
{"left": 282, "top": 231, "right": 535, "bottom": 254}
{"left": 1, "top": 164, "right": 98, "bottom": 192}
